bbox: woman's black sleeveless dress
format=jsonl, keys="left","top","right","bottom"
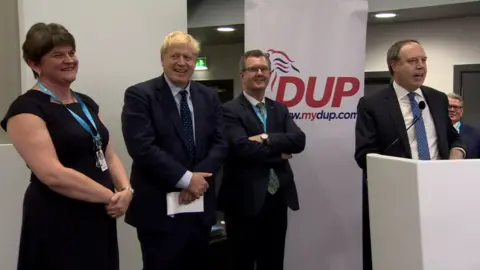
{"left": 0, "top": 90, "right": 119, "bottom": 270}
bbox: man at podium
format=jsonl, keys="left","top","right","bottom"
{"left": 354, "top": 39, "right": 465, "bottom": 270}
{"left": 355, "top": 39, "right": 465, "bottom": 170}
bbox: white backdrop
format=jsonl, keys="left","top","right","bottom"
{"left": 245, "top": 0, "right": 368, "bottom": 269}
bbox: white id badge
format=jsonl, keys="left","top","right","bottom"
{"left": 96, "top": 150, "right": 109, "bottom": 172}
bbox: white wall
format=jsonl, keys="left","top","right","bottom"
{"left": 366, "top": 16, "right": 480, "bottom": 93}
{"left": 0, "top": 0, "right": 21, "bottom": 144}
{"left": 0, "top": 0, "right": 187, "bottom": 269}
{"left": 192, "top": 43, "right": 244, "bottom": 96}
{"left": 187, "top": 0, "right": 480, "bottom": 27}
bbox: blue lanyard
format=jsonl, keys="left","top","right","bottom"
{"left": 37, "top": 82, "right": 102, "bottom": 149}
{"left": 253, "top": 105, "right": 267, "bottom": 132}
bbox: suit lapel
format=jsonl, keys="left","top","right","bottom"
{"left": 239, "top": 94, "right": 265, "bottom": 133}
{"left": 421, "top": 87, "right": 448, "bottom": 158}
{"left": 421, "top": 87, "right": 443, "bottom": 140}
{"left": 154, "top": 75, "right": 190, "bottom": 153}
{"left": 189, "top": 83, "right": 205, "bottom": 160}
{"left": 385, "top": 86, "right": 412, "bottom": 158}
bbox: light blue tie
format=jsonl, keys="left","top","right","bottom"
{"left": 256, "top": 103, "right": 280, "bottom": 194}
{"left": 408, "top": 92, "right": 430, "bottom": 160}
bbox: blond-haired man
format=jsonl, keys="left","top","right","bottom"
{"left": 121, "top": 31, "right": 228, "bottom": 270}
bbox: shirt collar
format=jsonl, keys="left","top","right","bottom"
{"left": 243, "top": 91, "right": 265, "bottom": 107}
{"left": 392, "top": 80, "right": 423, "bottom": 100}
{"left": 454, "top": 121, "right": 461, "bottom": 132}
{"left": 164, "top": 74, "right": 191, "bottom": 97}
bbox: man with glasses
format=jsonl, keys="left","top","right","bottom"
{"left": 218, "top": 49, "right": 306, "bottom": 270}
{"left": 448, "top": 93, "right": 480, "bottom": 158}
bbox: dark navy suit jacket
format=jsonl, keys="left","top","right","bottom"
{"left": 218, "top": 93, "right": 305, "bottom": 216}
{"left": 459, "top": 122, "right": 480, "bottom": 159}
{"left": 121, "top": 74, "right": 228, "bottom": 232}
{"left": 355, "top": 85, "right": 464, "bottom": 172}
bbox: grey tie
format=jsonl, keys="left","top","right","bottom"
{"left": 256, "top": 102, "right": 280, "bottom": 194}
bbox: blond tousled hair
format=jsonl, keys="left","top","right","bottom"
{"left": 160, "top": 31, "right": 200, "bottom": 57}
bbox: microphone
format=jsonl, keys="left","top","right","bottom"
{"left": 383, "top": 101, "right": 426, "bottom": 155}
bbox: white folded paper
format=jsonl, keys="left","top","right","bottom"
{"left": 166, "top": 192, "right": 204, "bottom": 216}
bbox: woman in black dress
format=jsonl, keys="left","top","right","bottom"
{"left": 0, "top": 23, "right": 133, "bottom": 270}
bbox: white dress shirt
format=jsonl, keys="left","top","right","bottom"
{"left": 243, "top": 91, "right": 266, "bottom": 106}
{"left": 393, "top": 81, "right": 440, "bottom": 160}
{"left": 454, "top": 121, "right": 461, "bottom": 133}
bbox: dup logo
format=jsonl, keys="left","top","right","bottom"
{"left": 266, "top": 49, "right": 360, "bottom": 108}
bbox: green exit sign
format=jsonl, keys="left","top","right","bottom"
{"left": 195, "top": 56, "right": 208, "bottom": 70}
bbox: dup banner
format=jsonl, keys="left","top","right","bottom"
{"left": 245, "top": 0, "right": 368, "bottom": 269}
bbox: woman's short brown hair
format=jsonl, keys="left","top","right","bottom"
{"left": 22, "top": 23, "right": 76, "bottom": 78}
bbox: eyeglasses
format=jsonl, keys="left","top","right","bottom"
{"left": 448, "top": 105, "right": 463, "bottom": 110}
{"left": 243, "top": 67, "right": 270, "bottom": 73}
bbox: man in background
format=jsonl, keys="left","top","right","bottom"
{"left": 121, "top": 31, "right": 228, "bottom": 270}
{"left": 448, "top": 93, "right": 480, "bottom": 158}
{"left": 218, "top": 49, "right": 306, "bottom": 270}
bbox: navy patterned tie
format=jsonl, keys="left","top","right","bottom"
{"left": 408, "top": 92, "right": 430, "bottom": 160}
{"left": 179, "top": 90, "right": 195, "bottom": 158}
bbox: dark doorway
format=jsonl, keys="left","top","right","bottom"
{"left": 193, "top": 79, "right": 233, "bottom": 195}
{"left": 195, "top": 79, "right": 234, "bottom": 104}
{"left": 454, "top": 64, "right": 480, "bottom": 130}
{"left": 195, "top": 79, "right": 232, "bottom": 269}
{"left": 365, "top": 71, "right": 391, "bottom": 96}
{"left": 194, "top": 79, "right": 232, "bottom": 255}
